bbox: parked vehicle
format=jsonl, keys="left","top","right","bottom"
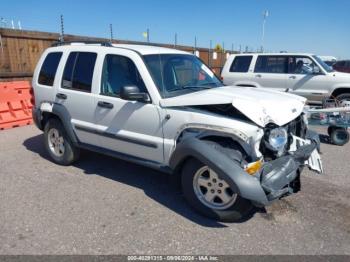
{"left": 32, "top": 43, "right": 322, "bottom": 221}
{"left": 333, "top": 60, "right": 350, "bottom": 74}
{"left": 222, "top": 53, "right": 350, "bottom": 105}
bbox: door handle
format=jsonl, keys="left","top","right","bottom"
{"left": 97, "top": 101, "right": 114, "bottom": 109}
{"left": 56, "top": 93, "right": 67, "bottom": 99}
{"left": 255, "top": 74, "right": 262, "bottom": 78}
{"left": 289, "top": 76, "right": 296, "bottom": 79}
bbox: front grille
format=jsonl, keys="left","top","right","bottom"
{"left": 286, "top": 114, "right": 307, "bottom": 139}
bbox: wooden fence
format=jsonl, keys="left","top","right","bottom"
{"left": 0, "top": 28, "right": 234, "bottom": 81}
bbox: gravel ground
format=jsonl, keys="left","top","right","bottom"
{"left": 0, "top": 125, "right": 349, "bottom": 255}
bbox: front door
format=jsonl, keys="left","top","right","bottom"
{"left": 285, "top": 56, "right": 330, "bottom": 103}
{"left": 93, "top": 53, "right": 164, "bottom": 163}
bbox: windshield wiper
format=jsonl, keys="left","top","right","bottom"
{"left": 182, "top": 82, "right": 221, "bottom": 89}
{"left": 182, "top": 85, "right": 213, "bottom": 90}
{"left": 168, "top": 83, "right": 220, "bottom": 92}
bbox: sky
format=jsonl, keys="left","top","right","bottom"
{"left": 1, "top": 0, "right": 350, "bottom": 58}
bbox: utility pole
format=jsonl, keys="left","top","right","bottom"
{"left": 209, "top": 40, "right": 212, "bottom": 67}
{"left": 174, "top": 33, "right": 177, "bottom": 47}
{"left": 109, "top": 24, "right": 113, "bottom": 43}
{"left": 147, "top": 28, "right": 150, "bottom": 43}
{"left": 194, "top": 36, "right": 197, "bottom": 52}
{"left": 261, "top": 10, "right": 269, "bottom": 53}
{"left": 221, "top": 42, "right": 225, "bottom": 67}
{"left": 60, "top": 15, "right": 64, "bottom": 42}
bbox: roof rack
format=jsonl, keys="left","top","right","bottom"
{"left": 51, "top": 41, "right": 113, "bottom": 47}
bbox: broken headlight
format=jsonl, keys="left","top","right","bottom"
{"left": 268, "top": 127, "right": 288, "bottom": 156}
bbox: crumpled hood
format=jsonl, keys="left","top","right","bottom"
{"left": 160, "top": 86, "right": 306, "bottom": 127}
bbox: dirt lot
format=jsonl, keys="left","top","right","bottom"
{"left": 0, "top": 125, "right": 349, "bottom": 255}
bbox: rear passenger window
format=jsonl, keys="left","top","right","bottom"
{"left": 62, "top": 52, "right": 97, "bottom": 92}
{"left": 38, "top": 52, "right": 62, "bottom": 86}
{"left": 229, "top": 56, "right": 252, "bottom": 72}
{"left": 255, "top": 56, "right": 287, "bottom": 74}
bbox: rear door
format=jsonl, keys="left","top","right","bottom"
{"left": 253, "top": 55, "right": 288, "bottom": 91}
{"left": 92, "top": 51, "right": 164, "bottom": 163}
{"left": 55, "top": 51, "right": 101, "bottom": 146}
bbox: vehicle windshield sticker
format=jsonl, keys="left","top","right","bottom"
{"left": 201, "top": 64, "right": 214, "bottom": 78}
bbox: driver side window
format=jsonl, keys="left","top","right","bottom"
{"left": 101, "top": 54, "right": 146, "bottom": 97}
{"left": 288, "top": 56, "right": 319, "bottom": 75}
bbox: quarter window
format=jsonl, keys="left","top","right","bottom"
{"left": 62, "top": 52, "right": 97, "bottom": 92}
{"left": 229, "top": 56, "right": 252, "bottom": 72}
{"left": 38, "top": 52, "right": 62, "bottom": 86}
{"left": 101, "top": 54, "right": 146, "bottom": 96}
{"left": 254, "top": 56, "right": 287, "bottom": 74}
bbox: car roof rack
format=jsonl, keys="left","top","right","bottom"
{"left": 51, "top": 41, "right": 113, "bottom": 47}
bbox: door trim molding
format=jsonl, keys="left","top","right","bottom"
{"left": 74, "top": 124, "right": 158, "bottom": 149}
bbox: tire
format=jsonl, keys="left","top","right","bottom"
{"left": 336, "top": 93, "right": 350, "bottom": 107}
{"left": 327, "top": 126, "right": 335, "bottom": 137}
{"left": 330, "top": 127, "right": 349, "bottom": 146}
{"left": 181, "top": 158, "right": 253, "bottom": 222}
{"left": 44, "top": 118, "right": 80, "bottom": 165}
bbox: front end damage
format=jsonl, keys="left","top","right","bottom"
{"left": 170, "top": 117, "right": 323, "bottom": 207}
{"left": 258, "top": 131, "right": 322, "bottom": 203}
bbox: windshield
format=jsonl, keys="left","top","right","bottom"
{"left": 313, "top": 55, "right": 334, "bottom": 73}
{"left": 143, "top": 54, "right": 223, "bottom": 98}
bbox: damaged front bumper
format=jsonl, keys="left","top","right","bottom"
{"left": 170, "top": 133, "right": 322, "bottom": 207}
{"left": 254, "top": 131, "right": 323, "bottom": 204}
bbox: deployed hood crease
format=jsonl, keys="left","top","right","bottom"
{"left": 160, "top": 86, "right": 306, "bottom": 127}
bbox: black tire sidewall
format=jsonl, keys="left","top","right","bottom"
{"left": 44, "top": 118, "right": 79, "bottom": 165}
{"left": 336, "top": 93, "right": 350, "bottom": 106}
{"left": 181, "top": 158, "right": 253, "bottom": 222}
{"left": 331, "top": 128, "right": 349, "bottom": 146}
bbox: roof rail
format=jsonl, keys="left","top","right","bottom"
{"left": 51, "top": 41, "right": 113, "bottom": 47}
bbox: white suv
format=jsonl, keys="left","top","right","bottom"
{"left": 222, "top": 53, "right": 350, "bottom": 104}
{"left": 32, "top": 42, "right": 322, "bottom": 221}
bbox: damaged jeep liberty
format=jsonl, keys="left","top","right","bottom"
{"left": 32, "top": 42, "right": 323, "bottom": 221}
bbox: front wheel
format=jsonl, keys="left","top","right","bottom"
{"left": 44, "top": 118, "right": 80, "bottom": 165}
{"left": 181, "top": 158, "right": 253, "bottom": 222}
{"left": 336, "top": 93, "right": 350, "bottom": 107}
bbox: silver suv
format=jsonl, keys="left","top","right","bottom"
{"left": 222, "top": 53, "right": 350, "bottom": 105}
{"left": 32, "top": 42, "right": 322, "bottom": 221}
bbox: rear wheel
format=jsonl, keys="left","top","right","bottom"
{"left": 330, "top": 127, "right": 349, "bottom": 146}
{"left": 181, "top": 158, "right": 253, "bottom": 222}
{"left": 44, "top": 118, "right": 80, "bottom": 165}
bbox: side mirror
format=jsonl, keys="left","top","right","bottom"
{"left": 312, "top": 67, "right": 321, "bottom": 75}
{"left": 120, "top": 85, "right": 150, "bottom": 102}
